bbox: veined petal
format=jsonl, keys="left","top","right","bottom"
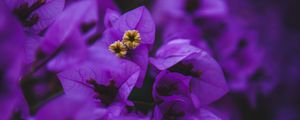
{"left": 31, "top": 0, "right": 65, "bottom": 32}
{"left": 112, "top": 6, "right": 155, "bottom": 44}
{"left": 39, "top": 1, "right": 98, "bottom": 71}
{"left": 58, "top": 43, "right": 140, "bottom": 104}
{"left": 104, "top": 9, "right": 120, "bottom": 28}
{"left": 150, "top": 39, "right": 201, "bottom": 70}
{"left": 150, "top": 39, "right": 228, "bottom": 106}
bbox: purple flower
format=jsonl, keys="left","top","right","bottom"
{"left": 102, "top": 6, "right": 155, "bottom": 87}
{"left": 35, "top": 0, "right": 104, "bottom": 72}
{"left": 153, "top": 71, "right": 192, "bottom": 103}
{"left": 154, "top": 96, "right": 221, "bottom": 120}
{"left": 218, "top": 29, "right": 263, "bottom": 92}
{"left": 58, "top": 42, "right": 141, "bottom": 107}
{"left": 150, "top": 39, "right": 228, "bottom": 106}
{"left": 154, "top": 96, "right": 194, "bottom": 120}
{"left": 3, "top": 0, "right": 65, "bottom": 33}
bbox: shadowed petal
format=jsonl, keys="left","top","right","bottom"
{"left": 31, "top": 0, "right": 65, "bottom": 32}
{"left": 150, "top": 39, "right": 201, "bottom": 70}
{"left": 38, "top": 1, "right": 99, "bottom": 71}
{"left": 150, "top": 39, "right": 228, "bottom": 106}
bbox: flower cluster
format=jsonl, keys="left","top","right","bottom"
{"left": 0, "top": 0, "right": 282, "bottom": 120}
{"left": 109, "top": 30, "right": 141, "bottom": 57}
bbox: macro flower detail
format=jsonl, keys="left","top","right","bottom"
{"left": 108, "top": 30, "right": 141, "bottom": 57}
{"left": 109, "top": 40, "right": 128, "bottom": 57}
{"left": 122, "top": 30, "right": 141, "bottom": 49}
{"left": 58, "top": 43, "right": 141, "bottom": 108}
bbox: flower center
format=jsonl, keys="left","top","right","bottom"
{"left": 168, "top": 62, "right": 202, "bottom": 78}
{"left": 109, "top": 41, "right": 128, "bottom": 57}
{"left": 87, "top": 80, "right": 118, "bottom": 106}
{"left": 13, "top": 0, "right": 46, "bottom": 27}
{"left": 122, "top": 30, "right": 141, "bottom": 49}
{"left": 108, "top": 30, "right": 141, "bottom": 57}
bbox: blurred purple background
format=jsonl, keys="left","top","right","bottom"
{"left": 1, "top": 0, "right": 300, "bottom": 119}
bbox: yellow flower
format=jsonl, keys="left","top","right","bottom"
{"left": 109, "top": 41, "right": 128, "bottom": 57}
{"left": 122, "top": 30, "right": 141, "bottom": 49}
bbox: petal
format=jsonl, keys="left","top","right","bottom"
{"left": 150, "top": 39, "right": 201, "bottom": 70}
{"left": 112, "top": 6, "right": 155, "bottom": 44}
{"left": 24, "top": 35, "right": 41, "bottom": 64}
{"left": 152, "top": 71, "right": 191, "bottom": 102}
{"left": 188, "top": 51, "right": 228, "bottom": 106}
{"left": 0, "top": 1, "right": 25, "bottom": 89}
{"left": 40, "top": 1, "right": 96, "bottom": 71}
{"left": 58, "top": 43, "right": 140, "bottom": 102}
{"left": 150, "top": 39, "right": 228, "bottom": 106}
{"left": 191, "top": 108, "right": 222, "bottom": 120}
{"left": 46, "top": 28, "right": 87, "bottom": 72}
{"left": 31, "top": 0, "right": 65, "bottom": 31}
{"left": 40, "top": 0, "right": 94, "bottom": 54}
{"left": 34, "top": 95, "right": 89, "bottom": 120}
{"left": 117, "top": 59, "right": 141, "bottom": 100}
{"left": 195, "top": 0, "right": 228, "bottom": 18}
{"left": 154, "top": 96, "right": 195, "bottom": 120}
{"left": 118, "top": 66, "right": 140, "bottom": 101}
{"left": 97, "top": 0, "right": 118, "bottom": 27}
{"left": 129, "top": 45, "right": 149, "bottom": 87}
{"left": 104, "top": 9, "right": 120, "bottom": 28}
{"left": 0, "top": 4, "right": 26, "bottom": 119}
